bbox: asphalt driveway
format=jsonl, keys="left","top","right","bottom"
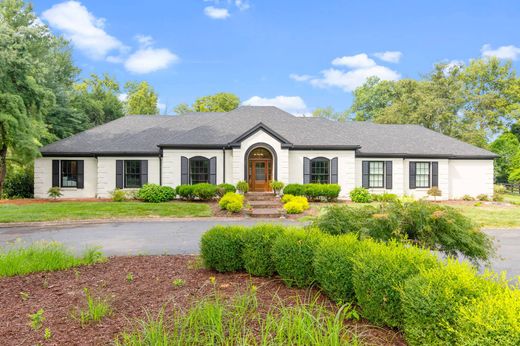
{"left": 0, "top": 220, "right": 518, "bottom": 278}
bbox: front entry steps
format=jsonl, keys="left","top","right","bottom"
{"left": 245, "top": 192, "right": 285, "bottom": 218}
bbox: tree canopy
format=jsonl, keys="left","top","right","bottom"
{"left": 124, "top": 81, "right": 159, "bottom": 115}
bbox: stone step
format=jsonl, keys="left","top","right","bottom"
{"left": 248, "top": 208, "right": 285, "bottom": 218}
{"left": 248, "top": 200, "right": 283, "bottom": 209}
{"left": 246, "top": 193, "right": 276, "bottom": 201}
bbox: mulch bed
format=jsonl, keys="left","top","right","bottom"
{"left": 0, "top": 256, "right": 405, "bottom": 346}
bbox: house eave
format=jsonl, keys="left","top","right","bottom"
{"left": 356, "top": 152, "right": 498, "bottom": 159}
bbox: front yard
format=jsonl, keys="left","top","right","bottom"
{"left": 0, "top": 201, "right": 212, "bottom": 223}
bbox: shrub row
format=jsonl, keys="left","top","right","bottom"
{"left": 313, "top": 201, "right": 493, "bottom": 262}
{"left": 283, "top": 184, "right": 340, "bottom": 201}
{"left": 200, "top": 224, "right": 520, "bottom": 345}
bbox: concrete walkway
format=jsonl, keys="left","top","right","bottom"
{"left": 0, "top": 220, "right": 518, "bottom": 278}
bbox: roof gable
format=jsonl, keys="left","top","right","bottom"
{"left": 228, "top": 122, "right": 292, "bottom": 148}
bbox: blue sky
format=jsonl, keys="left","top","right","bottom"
{"left": 32, "top": 0, "right": 520, "bottom": 115}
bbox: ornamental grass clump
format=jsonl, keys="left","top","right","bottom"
{"left": 352, "top": 240, "right": 440, "bottom": 328}
{"left": 241, "top": 224, "right": 284, "bottom": 277}
{"left": 271, "top": 228, "right": 324, "bottom": 287}
{"left": 313, "top": 234, "right": 361, "bottom": 303}
{"left": 400, "top": 259, "right": 498, "bottom": 346}
{"left": 200, "top": 225, "right": 245, "bottom": 272}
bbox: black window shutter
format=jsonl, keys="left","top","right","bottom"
{"left": 77, "top": 160, "right": 84, "bottom": 189}
{"left": 52, "top": 160, "right": 60, "bottom": 187}
{"left": 116, "top": 160, "right": 124, "bottom": 188}
{"left": 330, "top": 157, "right": 338, "bottom": 184}
{"left": 303, "top": 157, "right": 311, "bottom": 184}
{"left": 431, "top": 161, "right": 439, "bottom": 187}
{"left": 209, "top": 157, "right": 217, "bottom": 184}
{"left": 140, "top": 160, "right": 148, "bottom": 186}
{"left": 409, "top": 162, "right": 416, "bottom": 189}
{"left": 362, "top": 161, "right": 369, "bottom": 188}
{"left": 385, "top": 161, "right": 392, "bottom": 190}
{"left": 181, "top": 156, "right": 189, "bottom": 185}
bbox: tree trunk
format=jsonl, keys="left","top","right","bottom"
{"left": 0, "top": 142, "right": 7, "bottom": 198}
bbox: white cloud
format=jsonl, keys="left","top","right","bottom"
{"left": 124, "top": 48, "right": 179, "bottom": 74}
{"left": 242, "top": 96, "right": 307, "bottom": 114}
{"left": 289, "top": 73, "right": 312, "bottom": 82}
{"left": 42, "top": 1, "right": 124, "bottom": 60}
{"left": 332, "top": 53, "right": 376, "bottom": 68}
{"left": 374, "top": 51, "right": 402, "bottom": 63}
{"left": 293, "top": 53, "right": 401, "bottom": 92}
{"left": 204, "top": 6, "right": 230, "bottom": 19}
{"left": 135, "top": 34, "right": 154, "bottom": 48}
{"left": 481, "top": 44, "right": 520, "bottom": 60}
{"left": 118, "top": 93, "right": 128, "bottom": 102}
{"left": 310, "top": 66, "right": 400, "bottom": 92}
{"left": 235, "top": 0, "right": 250, "bottom": 11}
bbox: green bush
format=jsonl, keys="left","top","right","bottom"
{"left": 313, "top": 234, "right": 360, "bottom": 303}
{"left": 110, "top": 189, "right": 127, "bottom": 202}
{"left": 271, "top": 228, "right": 323, "bottom": 288}
{"left": 283, "top": 183, "right": 305, "bottom": 196}
{"left": 216, "top": 183, "right": 236, "bottom": 197}
{"left": 218, "top": 192, "right": 244, "bottom": 213}
{"left": 349, "top": 187, "right": 373, "bottom": 203}
{"left": 494, "top": 184, "right": 507, "bottom": 195}
{"left": 282, "top": 184, "right": 340, "bottom": 202}
{"left": 401, "top": 260, "right": 497, "bottom": 345}
{"left": 176, "top": 185, "right": 195, "bottom": 200}
{"left": 455, "top": 284, "right": 520, "bottom": 346}
{"left": 200, "top": 225, "right": 244, "bottom": 272}
{"left": 371, "top": 192, "right": 398, "bottom": 203}
{"left": 47, "top": 187, "right": 62, "bottom": 199}
{"left": 241, "top": 224, "right": 284, "bottom": 277}
{"left": 313, "top": 204, "right": 376, "bottom": 236}
{"left": 236, "top": 180, "right": 249, "bottom": 194}
{"left": 462, "top": 194, "right": 475, "bottom": 201}
{"left": 476, "top": 194, "right": 489, "bottom": 201}
{"left": 3, "top": 168, "right": 33, "bottom": 198}
{"left": 192, "top": 183, "right": 218, "bottom": 200}
{"left": 352, "top": 240, "right": 439, "bottom": 328}
{"left": 283, "top": 196, "right": 309, "bottom": 214}
{"left": 137, "top": 184, "right": 175, "bottom": 203}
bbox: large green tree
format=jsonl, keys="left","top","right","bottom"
{"left": 192, "top": 92, "right": 240, "bottom": 112}
{"left": 349, "top": 58, "right": 520, "bottom": 147}
{"left": 73, "top": 74, "right": 124, "bottom": 126}
{"left": 124, "top": 81, "right": 159, "bottom": 115}
{"left": 0, "top": 0, "right": 71, "bottom": 195}
{"left": 312, "top": 106, "right": 347, "bottom": 121}
{"left": 490, "top": 132, "right": 520, "bottom": 182}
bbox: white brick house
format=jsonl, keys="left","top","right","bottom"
{"left": 35, "top": 106, "right": 497, "bottom": 200}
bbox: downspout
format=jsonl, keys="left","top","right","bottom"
{"left": 222, "top": 147, "right": 226, "bottom": 183}
{"left": 159, "top": 149, "right": 163, "bottom": 186}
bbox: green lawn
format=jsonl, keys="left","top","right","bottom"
{"left": 450, "top": 203, "right": 520, "bottom": 228}
{"left": 0, "top": 201, "right": 212, "bottom": 223}
{"left": 504, "top": 193, "right": 520, "bottom": 205}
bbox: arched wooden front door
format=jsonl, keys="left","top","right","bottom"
{"left": 247, "top": 147, "right": 273, "bottom": 192}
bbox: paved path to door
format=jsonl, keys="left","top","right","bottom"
{"left": 0, "top": 220, "right": 518, "bottom": 278}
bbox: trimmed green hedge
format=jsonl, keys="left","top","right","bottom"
{"left": 200, "top": 225, "right": 244, "bottom": 272}
{"left": 242, "top": 224, "right": 284, "bottom": 277}
{"left": 401, "top": 260, "right": 498, "bottom": 345}
{"left": 199, "top": 224, "right": 519, "bottom": 343}
{"left": 352, "top": 240, "right": 440, "bottom": 328}
{"left": 313, "top": 234, "right": 360, "bottom": 303}
{"left": 218, "top": 192, "right": 244, "bottom": 213}
{"left": 271, "top": 228, "right": 323, "bottom": 287}
{"left": 282, "top": 184, "right": 341, "bottom": 202}
{"left": 176, "top": 183, "right": 218, "bottom": 201}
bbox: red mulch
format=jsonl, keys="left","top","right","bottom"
{"left": 0, "top": 256, "right": 405, "bottom": 346}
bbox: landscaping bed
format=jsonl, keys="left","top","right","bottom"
{"left": 0, "top": 255, "right": 404, "bottom": 345}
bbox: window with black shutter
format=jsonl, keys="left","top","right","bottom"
{"left": 189, "top": 157, "right": 210, "bottom": 184}
{"left": 310, "top": 158, "right": 330, "bottom": 184}
{"left": 124, "top": 160, "right": 142, "bottom": 188}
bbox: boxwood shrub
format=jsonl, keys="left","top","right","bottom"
{"left": 176, "top": 185, "right": 195, "bottom": 200}
{"left": 176, "top": 183, "right": 218, "bottom": 201}
{"left": 200, "top": 225, "right": 245, "bottom": 272}
{"left": 137, "top": 184, "right": 175, "bottom": 203}
{"left": 271, "top": 227, "right": 323, "bottom": 288}
{"left": 313, "top": 234, "right": 360, "bottom": 303}
{"left": 401, "top": 260, "right": 498, "bottom": 346}
{"left": 313, "top": 204, "right": 376, "bottom": 236}
{"left": 349, "top": 187, "right": 373, "bottom": 203}
{"left": 283, "top": 196, "right": 310, "bottom": 214}
{"left": 455, "top": 284, "right": 520, "bottom": 346}
{"left": 241, "top": 224, "right": 285, "bottom": 277}
{"left": 282, "top": 184, "right": 341, "bottom": 201}
{"left": 352, "top": 240, "right": 440, "bottom": 328}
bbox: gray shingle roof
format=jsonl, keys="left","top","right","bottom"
{"left": 40, "top": 106, "right": 497, "bottom": 159}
